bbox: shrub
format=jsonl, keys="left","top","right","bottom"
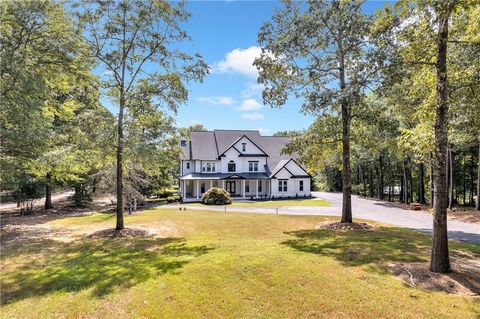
{"left": 154, "top": 187, "right": 177, "bottom": 199}
{"left": 201, "top": 187, "right": 232, "bottom": 205}
{"left": 166, "top": 195, "right": 180, "bottom": 203}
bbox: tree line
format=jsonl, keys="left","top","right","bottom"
{"left": 1, "top": 0, "right": 207, "bottom": 223}
{"left": 255, "top": 0, "right": 479, "bottom": 274}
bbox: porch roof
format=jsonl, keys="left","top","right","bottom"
{"left": 180, "top": 172, "right": 269, "bottom": 180}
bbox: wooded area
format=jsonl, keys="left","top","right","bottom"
{"left": 255, "top": 0, "right": 480, "bottom": 273}
{"left": 1, "top": 0, "right": 479, "bottom": 275}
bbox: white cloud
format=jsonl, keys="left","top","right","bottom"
{"left": 238, "top": 99, "right": 263, "bottom": 111}
{"left": 241, "top": 82, "right": 265, "bottom": 98}
{"left": 241, "top": 112, "right": 264, "bottom": 121}
{"left": 217, "top": 46, "right": 262, "bottom": 78}
{"left": 196, "top": 96, "right": 235, "bottom": 105}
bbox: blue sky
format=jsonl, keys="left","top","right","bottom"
{"left": 103, "top": 1, "right": 390, "bottom": 135}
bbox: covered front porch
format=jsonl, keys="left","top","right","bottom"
{"left": 180, "top": 177, "right": 270, "bottom": 201}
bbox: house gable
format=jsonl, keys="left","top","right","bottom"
{"left": 219, "top": 135, "right": 267, "bottom": 158}
{"left": 270, "top": 159, "right": 309, "bottom": 178}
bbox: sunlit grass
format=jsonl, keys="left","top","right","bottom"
{"left": 1, "top": 209, "right": 479, "bottom": 319}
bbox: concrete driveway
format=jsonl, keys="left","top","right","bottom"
{"left": 163, "top": 191, "right": 480, "bottom": 244}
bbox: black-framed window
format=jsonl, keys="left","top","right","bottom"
{"left": 248, "top": 161, "right": 258, "bottom": 172}
{"left": 278, "top": 180, "right": 287, "bottom": 192}
{"left": 212, "top": 163, "right": 215, "bottom": 172}
{"left": 245, "top": 182, "right": 250, "bottom": 193}
{"left": 258, "top": 181, "right": 262, "bottom": 192}
{"left": 299, "top": 180, "right": 304, "bottom": 191}
{"left": 228, "top": 161, "right": 236, "bottom": 172}
{"left": 186, "top": 162, "right": 190, "bottom": 169}
{"left": 201, "top": 183, "right": 205, "bottom": 193}
{"left": 202, "top": 166, "right": 205, "bottom": 172}
{"left": 242, "top": 143, "right": 246, "bottom": 152}
{"left": 207, "top": 163, "right": 211, "bottom": 172}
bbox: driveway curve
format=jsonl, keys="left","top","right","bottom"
{"left": 162, "top": 192, "right": 480, "bottom": 244}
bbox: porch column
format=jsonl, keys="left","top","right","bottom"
{"left": 256, "top": 180, "right": 259, "bottom": 198}
{"left": 242, "top": 180, "right": 246, "bottom": 198}
{"left": 182, "top": 181, "right": 186, "bottom": 199}
{"left": 196, "top": 180, "right": 199, "bottom": 199}
{"left": 222, "top": 180, "right": 225, "bottom": 190}
{"left": 210, "top": 180, "right": 213, "bottom": 190}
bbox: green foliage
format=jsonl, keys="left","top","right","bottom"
{"left": 201, "top": 187, "right": 232, "bottom": 205}
{"left": 154, "top": 188, "right": 178, "bottom": 199}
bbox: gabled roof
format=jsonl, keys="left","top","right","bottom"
{"left": 218, "top": 134, "right": 268, "bottom": 158}
{"left": 180, "top": 129, "right": 299, "bottom": 171}
{"left": 269, "top": 158, "right": 310, "bottom": 178}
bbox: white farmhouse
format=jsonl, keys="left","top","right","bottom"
{"left": 179, "top": 129, "right": 311, "bottom": 201}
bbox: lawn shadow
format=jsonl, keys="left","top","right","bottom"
{"left": 282, "top": 227, "right": 433, "bottom": 273}
{"left": 1, "top": 236, "right": 213, "bottom": 304}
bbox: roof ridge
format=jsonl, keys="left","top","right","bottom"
{"left": 213, "top": 129, "right": 259, "bottom": 132}
{"left": 213, "top": 130, "right": 220, "bottom": 158}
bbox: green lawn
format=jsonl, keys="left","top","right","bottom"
{"left": 186, "top": 198, "right": 331, "bottom": 207}
{"left": 1, "top": 209, "right": 479, "bottom": 318}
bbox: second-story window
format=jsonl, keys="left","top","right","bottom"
{"left": 212, "top": 163, "right": 215, "bottom": 172}
{"left": 186, "top": 162, "right": 190, "bottom": 170}
{"left": 228, "top": 160, "right": 236, "bottom": 172}
{"left": 248, "top": 161, "right": 258, "bottom": 172}
{"left": 207, "top": 163, "right": 211, "bottom": 172}
{"left": 242, "top": 143, "right": 246, "bottom": 152}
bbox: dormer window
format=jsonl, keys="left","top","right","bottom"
{"left": 228, "top": 160, "right": 236, "bottom": 172}
{"left": 242, "top": 143, "right": 246, "bottom": 152}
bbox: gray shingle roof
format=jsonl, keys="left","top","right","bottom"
{"left": 179, "top": 129, "right": 298, "bottom": 172}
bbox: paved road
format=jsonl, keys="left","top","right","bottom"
{"left": 162, "top": 192, "right": 480, "bottom": 244}
{"left": 0, "top": 191, "right": 74, "bottom": 211}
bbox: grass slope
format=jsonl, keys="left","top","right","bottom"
{"left": 1, "top": 209, "right": 479, "bottom": 318}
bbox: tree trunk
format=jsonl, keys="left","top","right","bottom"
{"left": 45, "top": 172, "right": 53, "bottom": 210}
{"left": 116, "top": 94, "right": 125, "bottom": 230}
{"left": 418, "top": 162, "right": 425, "bottom": 204}
{"left": 369, "top": 165, "right": 374, "bottom": 198}
{"left": 430, "top": 7, "right": 450, "bottom": 273}
{"left": 477, "top": 143, "right": 480, "bottom": 210}
{"left": 448, "top": 147, "right": 454, "bottom": 209}
{"left": 403, "top": 161, "right": 408, "bottom": 204}
{"left": 470, "top": 147, "right": 475, "bottom": 206}
{"left": 408, "top": 167, "right": 413, "bottom": 203}
{"left": 400, "top": 174, "right": 404, "bottom": 203}
{"left": 379, "top": 155, "right": 384, "bottom": 200}
{"left": 115, "top": 6, "right": 128, "bottom": 231}
{"left": 338, "top": 45, "right": 352, "bottom": 223}
{"left": 429, "top": 152, "right": 434, "bottom": 207}
{"left": 462, "top": 158, "right": 466, "bottom": 205}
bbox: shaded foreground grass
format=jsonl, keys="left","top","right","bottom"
{"left": 1, "top": 209, "right": 479, "bottom": 318}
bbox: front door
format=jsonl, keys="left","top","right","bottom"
{"left": 225, "top": 181, "right": 236, "bottom": 194}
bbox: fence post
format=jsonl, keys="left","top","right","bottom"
{"left": 276, "top": 208, "right": 278, "bottom": 215}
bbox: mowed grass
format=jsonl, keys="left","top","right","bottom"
{"left": 186, "top": 198, "right": 331, "bottom": 207}
{"left": 1, "top": 209, "right": 479, "bottom": 319}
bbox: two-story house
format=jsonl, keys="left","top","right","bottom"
{"left": 179, "top": 129, "right": 311, "bottom": 201}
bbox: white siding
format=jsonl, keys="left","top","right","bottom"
{"left": 233, "top": 136, "right": 264, "bottom": 155}
{"left": 285, "top": 160, "right": 308, "bottom": 176}
{"left": 181, "top": 161, "right": 193, "bottom": 175}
